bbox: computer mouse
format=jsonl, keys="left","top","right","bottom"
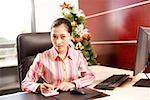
{"left": 70, "top": 88, "right": 86, "bottom": 95}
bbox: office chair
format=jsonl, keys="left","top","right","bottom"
{"left": 16, "top": 32, "right": 53, "bottom": 89}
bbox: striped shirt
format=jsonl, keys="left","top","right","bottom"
{"left": 21, "top": 47, "right": 95, "bottom": 92}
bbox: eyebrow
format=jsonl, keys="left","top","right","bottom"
{"left": 53, "top": 33, "right": 67, "bottom": 36}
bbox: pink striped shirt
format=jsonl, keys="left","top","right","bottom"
{"left": 21, "top": 47, "right": 95, "bottom": 92}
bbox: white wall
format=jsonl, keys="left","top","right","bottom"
{"left": 35, "top": 0, "right": 79, "bottom": 32}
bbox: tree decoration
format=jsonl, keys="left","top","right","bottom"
{"left": 60, "top": 2, "right": 97, "bottom": 65}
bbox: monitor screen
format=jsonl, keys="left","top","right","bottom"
{"left": 133, "top": 26, "right": 150, "bottom": 76}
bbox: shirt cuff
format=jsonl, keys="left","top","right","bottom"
{"left": 32, "top": 83, "right": 40, "bottom": 92}
{"left": 72, "top": 81, "right": 80, "bottom": 89}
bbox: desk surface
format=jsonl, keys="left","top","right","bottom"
{"left": 89, "top": 65, "right": 150, "bottom": 100}
{"left": 0, "top": 65, "right": 150, "bottom": 100}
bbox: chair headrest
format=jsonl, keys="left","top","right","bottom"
{"left": 17, "top": 32, "right": 53, "bottom": 64}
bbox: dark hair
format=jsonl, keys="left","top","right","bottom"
{"left": 51, "top": 18, "right": 72, "bottom": 35}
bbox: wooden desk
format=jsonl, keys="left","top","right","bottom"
{"left": 0, "top": 65, "right": 150, "bottom": 100}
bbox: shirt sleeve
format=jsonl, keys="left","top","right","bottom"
{"left": 21, "top": 54, "right": 43, "bottom": 92}
{"left": 72, "top": 51, "right": 95, "bottom": 88}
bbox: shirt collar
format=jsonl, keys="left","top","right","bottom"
{"left": 50, "top": 46, "right": 73, "bottom": 60}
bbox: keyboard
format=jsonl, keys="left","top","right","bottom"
{"left": 94, "top": 74, "right": 129, "bottom": 90}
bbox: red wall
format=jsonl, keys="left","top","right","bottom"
{"left": 79, "top": 0, "right": 150, "bottom": 71}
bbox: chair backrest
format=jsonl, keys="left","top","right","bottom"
{"left": 16, "top": 32, "right": 53, "bottom": 86}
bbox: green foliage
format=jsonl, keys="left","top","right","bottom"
{"left": 60, "top": 2, "right": 97, "bottom": 65}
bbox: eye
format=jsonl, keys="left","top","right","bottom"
{"left": 53, "top": 35, "right": 57, "bottom": 38}
{"left": 61, "top": 35, "right": 66, "bottom": 39}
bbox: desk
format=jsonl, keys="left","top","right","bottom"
{"left": 0, "top": 65, "right": 150, "bottom": 100}
{"left": 89, "top": 65, "right": 150, "bottom": 100}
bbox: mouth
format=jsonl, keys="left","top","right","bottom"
{"left": 56, "top": 45, "right": 63, "bottom": 48}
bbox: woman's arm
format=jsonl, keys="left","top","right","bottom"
{"left": 21, "top": 54, "right": 43, "bottom": 92}
{"left": 72, "top": 51, "right": 95, "bottom": 88}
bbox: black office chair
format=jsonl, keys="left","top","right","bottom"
{"left": 16, "top": 32, "right": 53, "bottom": 89}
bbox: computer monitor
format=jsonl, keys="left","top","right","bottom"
{"left": 133, "top": 26, "right": 150, "bottom": 87}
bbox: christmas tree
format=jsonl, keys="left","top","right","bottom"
{"left": 60, "top": 2, "right": 97, "bottom": 65}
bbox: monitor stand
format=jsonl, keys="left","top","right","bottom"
{"left": 133, "top": 79, "right": 150, "bottom": 87}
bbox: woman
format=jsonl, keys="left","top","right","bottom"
{"left": 21, "top": 18, "right": 95, "bottom": 93}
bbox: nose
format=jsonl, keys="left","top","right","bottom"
{"left": 56, "top": 37, "right": 62, "bottom": 45}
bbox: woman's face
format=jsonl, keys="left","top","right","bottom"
{"left": 51, "top": 24, "right": 71, "bottom": 53}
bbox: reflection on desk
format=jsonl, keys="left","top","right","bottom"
{"left": 0, "top": 88, "right": 108, "bottom": 100}
{"left": 0, "top": 65, "right": 150, "bottom": 100}
{"left": 0, "top": 92, "right": 55, "bottom": 100}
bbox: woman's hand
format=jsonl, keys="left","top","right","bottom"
{"left": 40, "top": 83, "right": 55, "bottom": 93}
{"left": 21, "top": 86, "right": 32, "bottom": 93}
{"left": 57, "top": 82, "right": 75, "bottom": 91}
